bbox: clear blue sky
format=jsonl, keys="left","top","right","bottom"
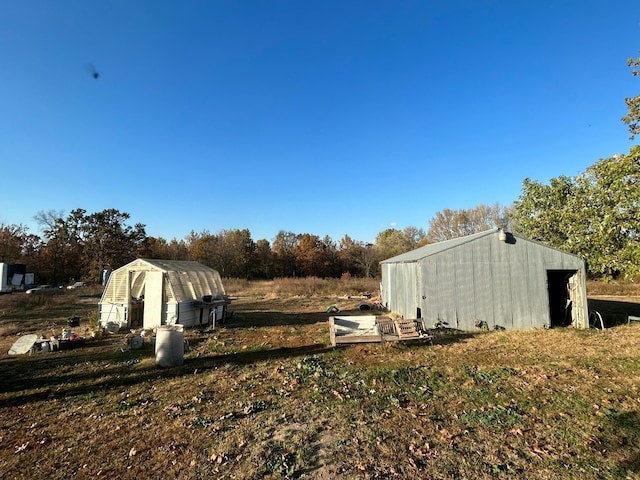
{"left": 1, "top": 1, "right": 638, "bottom": 244}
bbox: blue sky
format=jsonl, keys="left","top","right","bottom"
{"left": 1, "top": 1, "right": 638, "bottom": 244}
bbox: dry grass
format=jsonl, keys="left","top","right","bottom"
{"left": 224, "top": 277, "right": 380, "bottom": 299}
{"left": 587, "top": 280, "right": 640, "bottom": 297}
{"left": 0, "top": 280, "right": 639, "bottom": 479}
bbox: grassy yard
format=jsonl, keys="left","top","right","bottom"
{"left": 0, "top": 279, "right": 639, "bottom": 479}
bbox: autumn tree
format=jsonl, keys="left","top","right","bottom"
{"left": 0, "top": 223, "right": 34, "bottom": 262}
{"left": 142, "top": 237, "right": 182, "bottom": 260}
{"left": 35, "top": 209, "right": 83, "bottom": 283}
{"left": 293, "top": 234, "right": 332, "bottom": 277}
{"left": 186, "top": 229, "right": 257, "bottom": 277}
{"left": 145, "top": 236, "right": 190, "bottom": 261}
{"left": 272, "top": 231, "right": 299, "bottom": 277}
{"left": 426, "top": 203, "right": 513, "bottom": 243}
{"left": 187, "top": 230, "right": 219, "bottom": 266}
{"left": 35, "top": 208, "right": 146, "bottom": 283}
{"left": 403, "top": 226, "right": 428, "bottom": 249}
{"left": 338, "top": 235, "right": 377, "bottom": 277}
{"left": 82, "top": 209, "right": 147, "bottom": 275}
{"left": 254, "top": 239, "right": 275, "bottom": 278}
{"left": 166, "top": 238, "right": 190, "bottom": 260}
{"left": 17, "top": 231, "right": 42, "bottom": 262}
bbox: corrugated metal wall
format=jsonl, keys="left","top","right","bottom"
{"left": 385, "top": 231, "right": 586, "bottom": 331}
{"left": 381, "top": 262, "right": 418, "bottom": 319}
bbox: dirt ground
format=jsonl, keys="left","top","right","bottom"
{"left": 0, "top": 282, "right": 639, "bottom": 479}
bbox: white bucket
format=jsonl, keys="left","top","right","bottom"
{"left": 155, "top": 325, "right": 184, "bottom": 368}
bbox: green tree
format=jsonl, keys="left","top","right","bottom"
{"left": 512, "top": 177, "right": 577, "bottom": 248}
{"left": 374, "top": 228, "right": 413, "bottom": 261}
{"left": 81, "top": 209, "right": 147, "bottom": 275}
{"left": 217, "top": 229, "right": 257, "bottom": 278}
{"left": 622, "top": 53, "right": 640, "bottom": 139}
{"left": 338, "top": 234, "right": 358, "bottom": 275}
{"left": 321, "top": 235, "right": 340, "bottom": 277}
{"left": 514, "top": 147, "right": 640, "bottom": 279}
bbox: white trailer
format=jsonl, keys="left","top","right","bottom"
{"left": 0, "top": 263, "right": 28, "bottom": 293}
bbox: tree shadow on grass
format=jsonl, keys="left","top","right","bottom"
{"left": 588, "top": 299, "right": 640, "bottom": 327}
{"left": 0, "top": 342, "right": 331, "bottom": 408}
{"left": 428, "top": 329, "right": 477, "bottom": 346}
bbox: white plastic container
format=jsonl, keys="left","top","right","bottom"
{"left": 155, "top": 325, "right": 184, "bottom": 367}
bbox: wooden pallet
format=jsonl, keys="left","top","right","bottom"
{"left": 377, "top": 317, "right": 433, "bottom": 347}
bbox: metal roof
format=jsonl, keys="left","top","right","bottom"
{"left": 380, "top": 228, "right": 584, "bottom": 264}
{"left": 381, "top": 229, "right": 499, "bottom": 264}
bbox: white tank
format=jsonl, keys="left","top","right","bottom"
{"left": 155, "top": 325, "right": 184, "bottom": 367}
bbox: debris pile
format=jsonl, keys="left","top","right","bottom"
{"left": 8, "top": 319, "right": 87, "bottom": 355}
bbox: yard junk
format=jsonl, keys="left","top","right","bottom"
{"left": 58, "top": 329, "right": 86, "bottom": 350}
{"left": 329, "top": 315, "right": 434, "bottom": 347}
{"left": 376, "top": 317, "right": 434, "bottom": 350}
{"left": 7, "top": 328, "right": 86, "bottom": 355}
{"left": 345, "top": 292, "right": 372, "bottom": 299}
{"left": 114, "top": 329, "right": 149, "bottom": 352}
{"left": 130, "top": 335, "right": 143, "bottom": 349}
{"left": 329, "top": 315, "right": 380, "bottom": 346}
{"left": 8, "top": 334, "right": 39, "bottom": 355}
{"left": 474, "top": 319, "right": 490, "bottom": 332}
{"left": 357, "top": 301, "right": 386, "bottom": 312}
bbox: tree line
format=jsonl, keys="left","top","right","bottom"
{"left": 0, "top": 204, "right": 510, "bottom": 284}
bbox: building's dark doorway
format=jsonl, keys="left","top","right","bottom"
{"left": 547, "top": 270, "right": 575, "bottom": 327}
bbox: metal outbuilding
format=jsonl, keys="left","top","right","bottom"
{"left": 99, "top": 259, "right": 229, "bottom": 331}
{"left": 380, "top": 229, "right": 588, "bottom": 331}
